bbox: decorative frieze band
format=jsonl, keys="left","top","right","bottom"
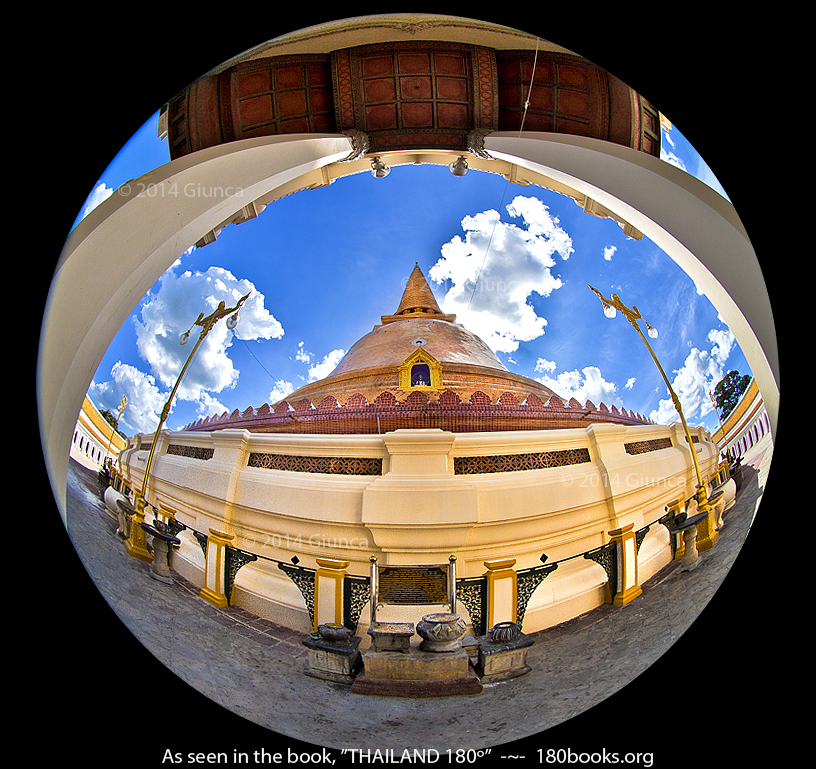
{"left": 623, "top": 438, "right": 673, "bottom": 456}
{"left": 183, "top": 390, "right": 652, "bottom": 433}
{"left": 453, "top": 447, "right": 591, "bottom": 475}
{"left": 247, "top": 452, "right": 383, "bottom": 476}
{"left": 167, "top": 444, "right": 215, "bottom": 460}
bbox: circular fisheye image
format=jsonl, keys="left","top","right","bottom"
{"left": 39, "top": 12, "right": 779, "bottom": 766}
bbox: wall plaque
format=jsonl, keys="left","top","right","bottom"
{"left": 377, "top": 565, "right": 449, "bottom": 605}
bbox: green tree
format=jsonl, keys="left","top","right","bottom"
{"left": 100, "top": 408, "right": 128, "bottom": 439}
{"left": 714, "top": 371, "right": 751, "bottom": 419}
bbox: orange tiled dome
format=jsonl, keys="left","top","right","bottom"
{"left": 185, "top": 263, "right": 652, "bottom": 434}
{"left": 278, "top": 263, "right": 558, "bottom": 408}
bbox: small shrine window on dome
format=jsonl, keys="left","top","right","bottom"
{"left": 411, "top": 362, "right": 431, "bottom": 387}
{"left": 398, "top": 348, "right": 443, "bottom": 391}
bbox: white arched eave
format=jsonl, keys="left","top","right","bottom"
{"left": 38, "top": 131, "right": 779, "bottom": 525}
{"left": 484, "top": 132, "right": 778, "bottom": 435}
{"left": 38, "top": 134, "right": 355, "bottom": 522}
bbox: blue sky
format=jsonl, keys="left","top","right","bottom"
{"left": 78, "top": 110, "right": 750, "bottom": 438}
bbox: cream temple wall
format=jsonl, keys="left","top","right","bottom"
{"left": 114, "top": 421, "right": 733, "bottom": 637}
{"left": 713, "top": 379, "right": 771, "bottom": 461}
{"left": 70, "top": 396, "right": 127, "bottom": 472}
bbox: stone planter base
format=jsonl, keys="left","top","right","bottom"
{"left": 302, "top": 635, "right": 362, "bottom": 685}
{"left": 352, "top": 664, "right": 482, "bottom": 697}
{"left": 477, "top": 632, "right": 535, "bottom": 684}
{"left": 351, "top": 647, "right": 482, "bottom": 697}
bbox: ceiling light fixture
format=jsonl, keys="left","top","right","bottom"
{"left": 370, "top": 157, "right": 390, "bottom": 178}
{"left": 449, "top": 156, "right": 469, "bottom": 176}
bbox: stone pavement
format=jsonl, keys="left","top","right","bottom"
{"left": 55, "top": 438, "right": 776, "bottom": 764}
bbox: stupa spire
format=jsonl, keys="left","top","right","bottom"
{"left": 395, "top": 263, "right": 443, "bottom": 316}
{"left": 379, "top": 263, "right": 457, "bottom": 326}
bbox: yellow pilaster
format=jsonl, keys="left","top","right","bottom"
{"left": 484, "top": 558, "right": 518, "bottom": 628}
{"left": 313, "top": 558, "right": 350, "bottom": 632}
{"left": 608, "top": 523, "right": 642, "bottom": 606}
{"left": 200, "top": 529, "right": 234, "bottom": 607}
{"left": 156, "top": 503, "right": 178, "bottom": 528}
{"left": 667, "top": 498, "right": 686, "bottom": 561}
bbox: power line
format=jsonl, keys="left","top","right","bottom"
{"left": 240, "top": 338, "right": 280, "bottom": 384}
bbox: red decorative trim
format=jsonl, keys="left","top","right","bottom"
{"left": 183, "top": 391, "right": 651, "bottom": 435}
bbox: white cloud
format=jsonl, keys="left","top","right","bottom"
{"left": 79, "top": 181, "right": 114, "bottom": 220}
{"left": 307, "top": 349, "right": 346, "bottom": 382}
{"left": 660, "top": 126, "right": 687, "bottom": 171}
{"left": 131, "top": 263, "right": 284, "bottom": 411}
{"left": 660, "top": 149, "right": 687, "bottom": 172}
{"left": 534, "top": 360, "right": 623, "bottom": 407}
{"left": 428, "top": 195, "right": 573, "bottom": 353}
{"left": 708, "top": 327, "right": 736, "bottom": 367}
{"left": 295, "top": 342, "right": 311, "bottom": 364}
{"left": 534, "top": 358, "right": 557, "bottom": 374}
{"left": 626, "top": 377, "right": 636, "bottom": 390}
{"left": 194, "top": 391, "right": 229, "bottom": 422}
{"left": 649, "top": 327, "right": 736, "bottom": 424}
{"left": 268, "top": 379, "right": 295, "bottom": 403}
{"left": 295, "top": 342, "right": 346, "bottom": 382}
{"left": 603, "top": 245, "right": 617, "bottom": 261}
{"left": 89, "top": 361, "right": 168, "bottom": 435}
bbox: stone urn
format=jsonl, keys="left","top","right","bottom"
{"left": 416, "top": 612, "right": 467, "bottom": 652}
{"left": 139, "top": 521, "right": 180, "bottom": 584}
{"left": 487, "top": 621, "right": 521, "bottom": 644}
{"left": 317, "top": 623, "right": 353, "bottom": 645}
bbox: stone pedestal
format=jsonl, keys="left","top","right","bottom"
{"left": 679, "top": 526, "right": 700, "bottom": 572}
{"left": 104, "top": 486, "right": 127, "bottom": 527}
{"left": 351, "top": 647, "right": 482, "bottom": 697}
{"left": 140, "top": 522, "right": 180, "bottom": 584}
{"left": 477, "top": 622, "right": 534, "bottom": 683}
{"left": 112, "top": 496, "right": 130, "bottom": 538}
{"left": 709, "top": 490, "right": 725, "bottom": 530}
{"left": 302, "top": 634, "right": 362, "bottom": 684}
{"left": 478, "top": 637, "right": 534, "bottom": 684}
{"left": 670, "top": 510, "right": 708, "bottom": 573}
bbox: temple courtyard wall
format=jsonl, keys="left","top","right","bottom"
{"left": 115, "top": 422, "right": 732, "bottom": 638}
